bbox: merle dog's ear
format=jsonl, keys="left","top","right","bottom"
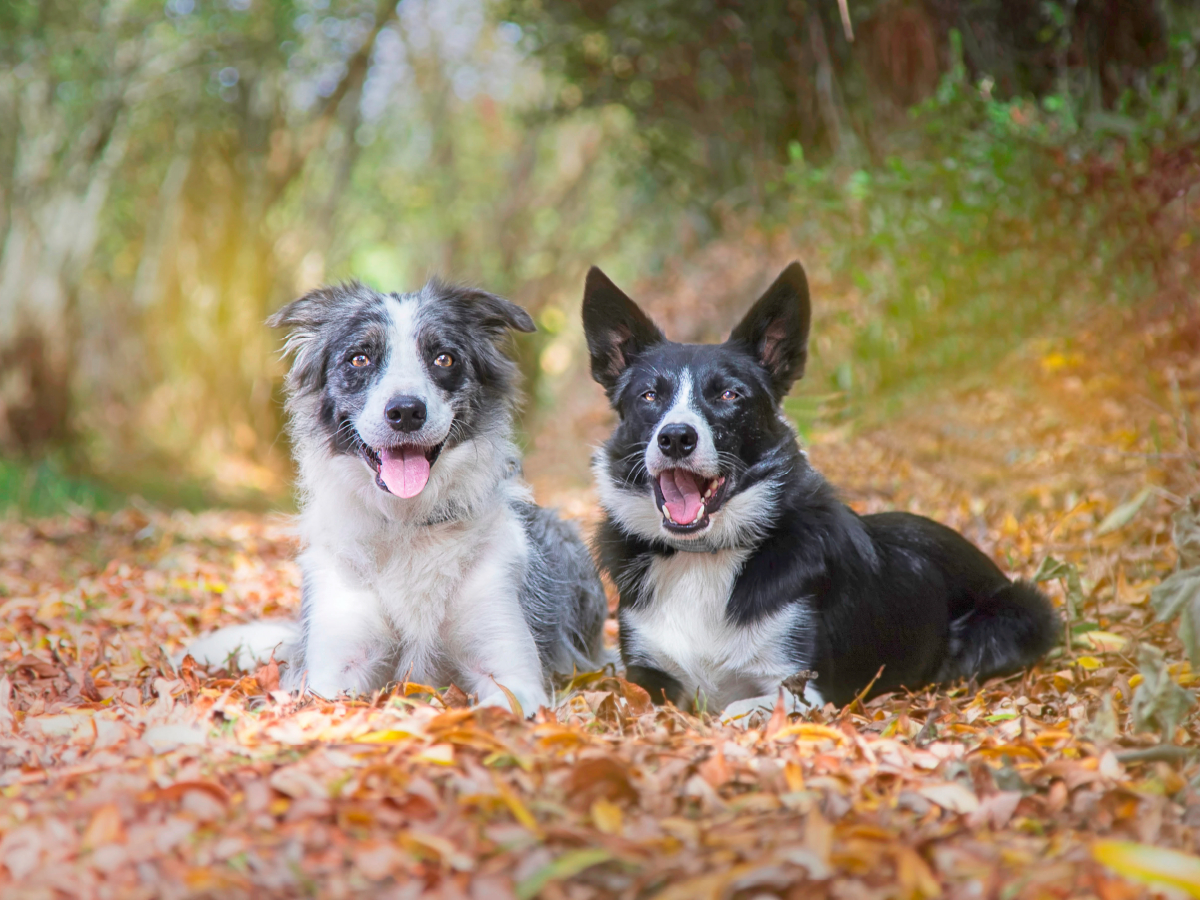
{"left": 434, "top": 281, "right": 536, "bottom": 336}
{"left": 582, "top": 266, "right": 664, "bottom": 397}
{"left": 728, "top": 262, "right": 811, "bottom": 398}
{"left": 475, "top": 291, "right": 536, "bottom": 335}
{"left": 268, "top": 284, "right": 353, "bottom": 391}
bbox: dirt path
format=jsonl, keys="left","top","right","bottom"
{"left": 0, "top": 303, "right": 1197, "bottom": 899}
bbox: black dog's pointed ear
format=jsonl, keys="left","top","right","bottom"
{"left": 728, "top": 262, "right": 811, "bottom": 398}
{"left": 582, "top": 266, "right": 664, "bottom": 397}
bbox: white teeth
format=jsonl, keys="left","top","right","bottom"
{"left": 691, "top": 501, "right": 706, "bottom": 524}
{"left": 663, "top": 508, "right": 675, "bottom": 524}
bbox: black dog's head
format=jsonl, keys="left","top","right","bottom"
{"left": 270, "top": 279, "right": 534, "bottom": 499}
{"left": 583, "top": 263, "right": 811, "bottom": 548}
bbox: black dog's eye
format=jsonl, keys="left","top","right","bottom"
{"left": 350, "top": 354, "right": 371, "bottom": 368}
{"left": 434, "top": 353, "right": 454, "bottom": 368}
{"left": 642, "top": 390, "right": 657, "bottom": 402}
{"left": 720, "top": 389, "right": 738, "bottom": 401}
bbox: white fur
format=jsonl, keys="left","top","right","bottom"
{"left": 720, "top": 684, "right": 824, "bottom": 727}
{"left": 288, "top": 427, "right": 549, "bottom": 712}
{"left": 190, "top": 288, "right": 554, "bottom": 715}
{"left": 645, "top": 374, "right": 720, "bottom": 477}
{"left": 180, "top": 621, "right": 298, "bottom": 672}
{"left": 621, "top": 548, "right": 813, "bottom": 711}
{"left": 594, "top": 451, "right": 778, "bottom": 552}
{"left": 354, "top": 296, "right": 454, "bottom": 452}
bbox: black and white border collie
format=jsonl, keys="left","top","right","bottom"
{"left": 187, "top": 280, "right": 607, "bottom": 713}
{"left": 583, "top": 262, "right": 1058, "bottom": 721}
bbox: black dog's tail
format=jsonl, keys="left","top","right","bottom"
{"left": 937, "top": 580, "right": 1060, "bottom": 685}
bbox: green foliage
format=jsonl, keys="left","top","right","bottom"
{"left": 1132, "top": 643, "right": 1196, "bottom": 741}
{"left": 1035, "top": 555, "right": 1084, "bottom": 623}
{"left": 772, "top": 25, "right": 1195, "bottom": 419}
{"left": 1151, "top": 497, "right": 1200, "bottom": 668}
{"left": 0, "top": 457, "right": 119, "bottom": 517}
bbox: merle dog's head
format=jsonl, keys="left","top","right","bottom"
{"left": 583, "top": 262, "right": 810, "bottom": 549}
{"left": 270, "top": 279, "right": 534, "bottom": 500}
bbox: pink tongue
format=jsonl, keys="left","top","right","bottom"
{"left": 380, "top": 446, "right": 430, "bottom": 499}
{"left": 658, "top": 470, "right": 703, "bottom": 524}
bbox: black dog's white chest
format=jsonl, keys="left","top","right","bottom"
{"left": 621, "top": 548, "right": 808, "bottom": 706}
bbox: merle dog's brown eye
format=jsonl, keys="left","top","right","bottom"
{"left": 350, "top": 354, "right": 370, "bottom": 368}
{"left": 642, "top": 390, "right": 656, "bottom": 402}
{"left": 434, "top": 353, "right": 454, "bottom": 368}
{"left": 720, "top": 389, "right": 738, "bottom": 400}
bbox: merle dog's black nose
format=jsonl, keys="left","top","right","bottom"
{"left": 657, "top": 423, "right": 697, "bottom": 459}
{"left": 386, "top": 395, "right": 426, "bottom": 432}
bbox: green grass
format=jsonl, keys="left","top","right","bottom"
{"left": 0, "top": 455, "right": 292, "bottom": 518}
{"left": 0, "top": 456, "right": 122, "bottom": 517}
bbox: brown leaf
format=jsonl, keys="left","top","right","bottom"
{"left": 443, "top": 683, "right": 473, "bottom": 709}
{"left": 616, "top": 677, "right": 653, "bottom": 715}
{"left": 564, "top": 757, "right": 638, "bottom": 807}
{"left": 698, "top": 746, "right": 730, "bottom": 788}
{"left": 82, "top": 805, "right": 125, "bottom": 849}
{"left": 158, "top": 780, "right": 231, "bottom": 806}
{"left": 80, "top": 670, "right": 103, "bottom": 703}
{"left": 13, "top": 655, "right": 59, "bottom": 680}
{"left": 254, "top": 658, "right": 280, "bottom": 693}
{"left": 765, "top": 688, "right": 789, "bottom": 738}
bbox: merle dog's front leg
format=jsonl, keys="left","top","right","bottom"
{"left": 287, "top": 551, "right": 389, "bottom": 698}
{"left": 452, "top": 548, "right": 550, "bottom": 716}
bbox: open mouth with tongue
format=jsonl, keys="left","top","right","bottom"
{"left": 652, "top": 469, "right": 728, "bottom": 534}
{"left": 361, "top": 441, "right": 445, "bottom": 499}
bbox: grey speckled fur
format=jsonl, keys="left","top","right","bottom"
{"left": 185, "top": 280, "right": 607, "bottom": 711}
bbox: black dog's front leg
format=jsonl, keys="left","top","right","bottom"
{"left": 624, "top": 664, "right": 687, "bottom": 707}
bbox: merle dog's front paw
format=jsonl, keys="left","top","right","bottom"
{"left": 475, "top": 686, "right": 546, "bottom": 718}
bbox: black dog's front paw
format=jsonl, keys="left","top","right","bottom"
{"left": 624, "top": 664, "right": 686, "bottom": 706}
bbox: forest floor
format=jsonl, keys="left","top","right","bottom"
{"left": 1, "top": 298, "right": 1200, "bottom": 900}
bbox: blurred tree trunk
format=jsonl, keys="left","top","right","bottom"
{"left": 0, "top": 29, "right": 145, "bottom": 454}
{"left": 806, "top": 6, "right": 865, "bottom": 165}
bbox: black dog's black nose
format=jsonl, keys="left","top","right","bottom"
{"left": 657, "top": 423, "right": 697, "bottom": 459}
{"left": 386, "top": 395, "right": 427, "bottom": 433}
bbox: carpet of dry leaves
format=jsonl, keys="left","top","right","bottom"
{"left": 2, "top": 302, "right": 1200, "bottom": 900}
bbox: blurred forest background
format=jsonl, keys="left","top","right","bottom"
{"left": 0, "top": 0, "right": 1197, "bottom": 513}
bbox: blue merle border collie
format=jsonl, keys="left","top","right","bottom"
{"left": 582, "top": 262, "right": 1058, "bottom": 722}
{"left": 186, "top": 280, "right": 607, "bottom": 713}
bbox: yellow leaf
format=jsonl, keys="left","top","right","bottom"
{"left": 1033, "top": 730, "right": 1073, "bottom": 746}
{"left": 414, "top": 743, "right": 455, "bottom": 766}
{"left": 1093, "top": 841, "right": 1200, "bottom": 897}
{"left": 772, "top": 722, "right": 847, "bottom": 743}
{"left": 1076, "top": 656, "right": 1102, "bottom": 670}
{"left": 495, "top": 777, "right": 542, "bottom": 835}
{"left": 896, "top": 845, "right": 943, "bottom": 899}
{"left": 1080, "top": 631, "right": 1127, "bottom": 652}
{"left": 591, "top": 798, "right": 623, "bottom": 835}
{"left": 784, "top": 760, "right": 806, "bottom": 792}
{"left": 355, "top": 729, "right": 417, "bottom": 744}
{"left": 489, "top": 677, "right": 524, "bottom": 718}
{"left": 402, "top": 682, "right": 441, "bottom": 696}
{"left": 515, "top": 849, "right": 612, "bottom": 900}
{"left": 1129, "top": 674, "right": 1144, "bottom": 688}
{"left": 401, "top": 831, "right": 474, "bottom": 871}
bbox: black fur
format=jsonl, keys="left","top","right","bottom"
{"left": 584, "top": 261, "right": 1059, "bottom": 709}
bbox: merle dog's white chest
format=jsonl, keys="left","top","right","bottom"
{"left": 622, "top": 549, "right": 806, "bottom": 708}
